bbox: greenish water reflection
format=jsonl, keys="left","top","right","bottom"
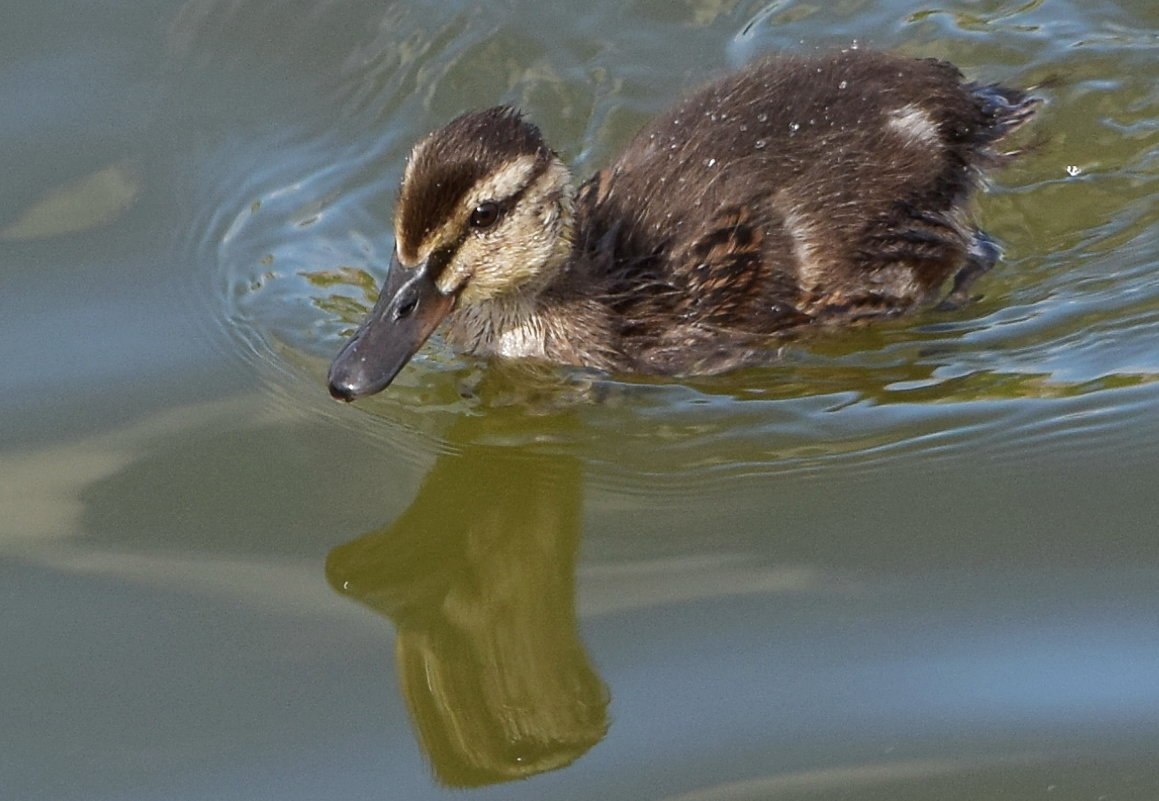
{"left": 327, "top": 408, "right": 608, "bottom": 786}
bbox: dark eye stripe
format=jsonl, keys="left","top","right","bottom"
{"left": 406, "top": 151, "right": 556, "bottom": 277}
{"left": 465, "top": 153, "right": 552, "bottom": 231}
{"left": 424, "top": 245, "right": 457, "bottom": 281}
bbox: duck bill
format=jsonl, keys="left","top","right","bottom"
{"left": 327, "top": 253, "right": 456, "bottom": 401}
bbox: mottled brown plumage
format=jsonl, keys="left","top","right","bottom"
{"left": 329, "top": 50, "right": 1039, "bottom": 401}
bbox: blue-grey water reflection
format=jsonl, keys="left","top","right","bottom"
{"left": 3, "top": 0, "right": 1159, "bottom": 799}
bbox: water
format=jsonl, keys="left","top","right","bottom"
{"left": 3, "top": 1, "right": 1159, "bottom": 799}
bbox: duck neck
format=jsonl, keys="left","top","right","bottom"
{"left": 444, "top": 287, "right": 557, "bottom": 360}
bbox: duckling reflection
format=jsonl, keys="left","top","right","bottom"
{"left": 325, "top": 409, "right": 607, "bottom": 787}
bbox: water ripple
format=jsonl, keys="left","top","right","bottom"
{"left": 178, "top": 0, "right": 1159, "bottom": 493}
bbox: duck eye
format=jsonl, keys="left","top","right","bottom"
{"left": 469, "top": 201, "right": 500, "bottom": 229}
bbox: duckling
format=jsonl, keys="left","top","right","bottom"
{"left": 328, "top": 50, "right": 1039, "bottom": 401}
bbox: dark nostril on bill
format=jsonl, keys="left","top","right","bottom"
{"left": 394, "top": 295, "right": 418, "bottom": 320}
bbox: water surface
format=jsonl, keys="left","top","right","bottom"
{"left": 3, "top": 1, "right": 1159, "bottom": 799}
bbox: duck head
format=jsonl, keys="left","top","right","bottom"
{"left": 328, "top": 107, "right": 576, "bottom": 401}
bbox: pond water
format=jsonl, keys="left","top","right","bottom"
{"left": 4, "top": 1, "right": 1159, "bottom": 799}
